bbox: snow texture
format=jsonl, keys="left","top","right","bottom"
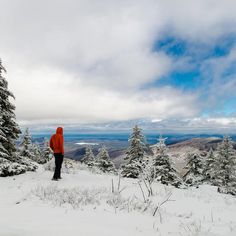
{"left": 1, "top": 162, "right": 236, "bottom": 236}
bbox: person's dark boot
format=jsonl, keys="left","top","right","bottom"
{"left": 52, "top": 178, "right": 58, "bottom": 181}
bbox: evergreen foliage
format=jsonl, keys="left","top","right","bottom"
{"left": 203, "top": 148, "right": 216, "bottom": 183}
{"left": 0, "top": 59, "right": 21, "bottom": 161}
{"left": 31, "top": 143, "right": 42, "bottom": 163}
{"left": 0, "top": 158, "right": 27, "bottom": 176}
{"left": 20, "top": 129, "right": 51, "bottom": 164}
{"left": 20, "top": 128, "right": 34, "bottom": 159}
{"left": 214, "top": 136, "right": 236, "bottom": 195}
{"left": 81, "top": 146, "right": 95, "bottom": 168}
{"left": 0, "top": 59, "right": 37, "bottom": 176}
{"left": 150, "top": 136, "right": 182, "bottom": 187}
{"left": 96, "top": 146, "right": 116, "bottom": 173}
{"left": 121, "top": 125, "right": 146, "bottom": 178}
{"left": 41, "top": 138, "right": 52, "bottom": 164}
{"left": 183, "top": 152, "right": 204, "bottom": 186}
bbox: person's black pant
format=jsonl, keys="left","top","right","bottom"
{"left": 53, "top": 153, "right": 64, "bottom": 179}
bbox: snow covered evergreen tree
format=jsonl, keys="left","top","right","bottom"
{"left": 41, "top": 138, "right": 52, "bottom": 164}
{"left": 20, "top": 128, "right": 34, "bottom": 159}
{"left": 203, "top": 148, "right": 216, "bottom": 183}
{"left": 31, "top": 143, "right": 42, "bottom": 163}
{"left": 81, "top": 146, "right": 95, "bottom": 168}
{"left": 121, "top": 125, "right": 146, "bottom": 178}
{"left": 96, "top": 146, "right": 116, "bottom": 173}
{"left": 214, "top": 136, "right": 236, "bottom": 195}
{"left": 183, "top": 152, "right": 204, "bottom": 186}
{"left": 150, "top": 136, "right": 182, "bottom": 187}
{"left": 0, "top": 59, "right": 21, "bottom": 161}
{"left": 20, "top": 129, "right": 51, "bottom": 164}
{"left": 0, "top": 59, "right": 36, "bottom": 176}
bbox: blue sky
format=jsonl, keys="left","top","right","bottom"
{"left": 1, "top": 0, "right": 236, "bottom": 132}
{"left": 152, "top": 34, "right": 236, "bottom": 117}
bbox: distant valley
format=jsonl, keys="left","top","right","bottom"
{"left": 30, "top": 133, "right": 236, "bottom": 169}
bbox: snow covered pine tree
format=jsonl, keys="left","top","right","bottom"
{"left": 96, "top": 146, "right": 116, "bottom": 173}
{"left": 42, "top": 138, "right": 52, "bottom": 164}
{"left": 215, "top": 136, "right": 236, "bottom": 195}
{"left": 0, "top": 59, "right": 21, "bottom": 161}
{"left": 203, "top": 148, "right": 216, "bottom": 184}
{"left": 31, "top": 143, "right": 43, "bottom": 163}
{"left": 150, "top": 135, "right": 182, "bottom": 187}
{"left": 183, "top": 152, "right": 204, "bottom": 187}
{"left": 121, "top": 125, "right": 146, "bottom": 178}
{"left": 20, "top": 128, "right": 34, "bottom": 159}
{"left": 20, "top": 129, "right": 51, "bottom": 164}
{"left": 0, "top": 59, "right": 36, "bottom": 176}
{"left": 81, "top": 146, "right": 95, "bottom": 168}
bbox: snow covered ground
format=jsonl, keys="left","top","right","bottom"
{"left": 1, "top": 163, "right": 236, "bottom": 236}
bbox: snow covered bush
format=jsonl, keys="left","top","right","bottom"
{"left": 63, "top": 158, "right": 81, "bottom": 174}
{"left": 32, "top": 185, "right": 101, "bottom": 208}
{"left": 0, "top": 156, "right": 37, "bottom": 176}
{"left": 31, "top": 184, "right": 157, "bottom": 215}
{"left": 0, "top": 158, "right": 26, "bottom": 176}
{"left": 14, "top": 155, "right": 38, "bottom": 172}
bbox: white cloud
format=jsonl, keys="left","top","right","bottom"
{"left": 206, "top": 118, "right": 236, "bottom": 126}
{"left": 197, "top": 46, "right": 236, "bottom": 112}
{"left": 1, "top": 0, "right": 236, "bottom": 126}
{"left": 158, "top": 0, "right": 236, "bottom": 43}
{"left": 8, "top": 66, "right": 198, "bottom": 123}
{"left": 150, "top": 117, "right": 236, "bottom": 133}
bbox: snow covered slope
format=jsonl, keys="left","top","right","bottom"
{"left": 1, "top": 163, "right": 236, "bottom": 236}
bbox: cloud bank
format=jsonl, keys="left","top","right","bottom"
{"left": 1, "top": 0, "right": 236, "bottom": 130}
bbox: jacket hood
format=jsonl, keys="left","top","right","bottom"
{"left": 56, "top": 127, "right": 63, "bottom": 135}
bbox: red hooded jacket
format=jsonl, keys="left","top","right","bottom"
{"left": 50, "top": 127, "right": 64, "bottom": 155}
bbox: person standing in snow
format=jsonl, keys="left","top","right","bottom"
{"left": 50, "top": 127, "right": 64, "bottom": 181}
